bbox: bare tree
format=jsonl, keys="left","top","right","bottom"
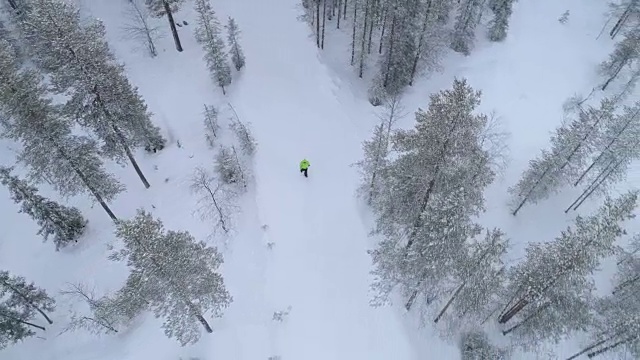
{"left": 59, "top": 282, "right": 142, "bottom": 335}
{"left": 190, "top": 167, "right": 236, "bottom": 234}
{"left": 122, "top": 0, "right": 162, "bottom": 57}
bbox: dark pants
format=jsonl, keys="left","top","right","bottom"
{"left": 300, "top": 168, "right": 308, "bottom": 177}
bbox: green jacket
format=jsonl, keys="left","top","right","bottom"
{"left": 300, "top": 159, "right": 310, "bottom": 170}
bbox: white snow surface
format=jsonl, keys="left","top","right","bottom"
{"left": 0, "top": 0, "right": 636, "bottom": 359}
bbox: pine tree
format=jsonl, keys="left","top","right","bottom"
{"left": 0, "top": 167, "right": 87, "bottom": 250}
{"left": 0, "top": 39, "right": 123, "bottom": 221}
{"left": 566, "top": 237, "right": 640, "bottom": 359}
{"left": 203, "top": 104, "right": 220, "bottom": 147}
{"left": 225, "top": 17, "right": 245, "bottom": 71}
{"left": 498, "top": 192, "right": 638, "bottom": 345}
{"left": 451, "top": 0, "right": 483, "bottom": 55}
{"left": 18, "top": 0, "right": 166, "bottom": 188}
{"left": 599, "top": 27, "right": 640, "bottom": 91}
{"left": 487, "top": 0, "right": 515, "bottom": 42}
{"left": 355, "top": 95, "right": 401, "bottom": 204}
{"left": 460, "top": 330, "right": 509, "bottom": 359}
{"left": 369, "top": 79, "right": 497, "bottom": 311}
{"left": 434, "top": 228, "right": 508, "bottom": 324}
{"left": 215, "top": 146, "right": 245, "bottom": 187}
{"left": 145, "top": 0, "right": 184, "bottom": 52}
{"left": 368, "top": 2, "right": 419, "bottom": 104}
{"left": 508, "top": 99, "right": 616, "bottom": 215}
{"left": 407, "top": 0, "right": 448, "bottom": 86}
{"left": 110, "top": 210, "right": 232, "bottom": 345}
{"left": 567, "top": 102, "right": 640, "bottom": 212}
{"left": 0, "top": 271, "right": 55, "bottom": 349}
{"left": 228, "top": 120, "right": 256, "bottom": 158}
{"left": 194, "top": 0, "right": 232, "bottom": 94}
{"left": 608, "top": 0, "right": 640, "bottom": 39}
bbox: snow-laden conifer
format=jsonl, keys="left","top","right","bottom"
{"left": 0, "top": 167, "right": 86, "bottom": 250}
{"left": 225, "top": 17, "right": 245, "bottom": 71}
{"left": 19, "top": 0, "right": 166, "bottom": 188}
{"left": 0, "top": 270, "right": 55, "bottom": 349}
{"left": 451, "top": 0, "right": 483, "bottom": 55}
{"left": 0, "top": 39, "right": 123, "bottom": 221}
{"left": 194, "top": 0, "right": 232, "bottom": 94}
{"left": 110, "top": 210, "right": 232, "bottom": 345}
{"left": 369, "top": 79, "right": 498, "bottom": 312}
{"left": 509, "top": 99, "right": 617, "bottom": 215}
{"left": 498, "top": 191, "right": 638, "bottom": 346}
{"left": 487, "top": 0, "right": 515, "bottom": 42}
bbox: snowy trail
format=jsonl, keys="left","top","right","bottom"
{"left": 225, "top": 1, "right": 418, "bottom": 359}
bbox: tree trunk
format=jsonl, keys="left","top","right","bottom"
{"left": 566, "top": 336, "right": 616, "bottom": 360}
{"left": 409, "top": 0, "right": 432, "bottom": 86}
{"left": 321, "top": 0, "right": 327, "bottom": 49}
{"left": 382, "top": 13, "right": 396, "bottom": 87}
{"left": 588, "top": 335, "right": 634, "bottom": 358}
{"left": 405, "top": 268, "right": 436, "bottom": 311}
{"left": 91, "top": 86, "right": 151, "bottom": 189}
{"left": 1, "top": 281, "right": 53, "bottom": 324}
{"left": 358, "top": 0, "right": 370, "bottom": 77}
{"left": 112, "top": 123, "right": 151, "bottom": 189}
{"left": 367, "top": 6, "right": 374, "bottom": 54}
{"left": 350, "top": 0, "right": 358, "bottom": 65}
{"left": 7, "top": 0, "right": 17, "bottom": 10}
{"left": 498, "top": 297, "right": 528, "bottom": 324}
{"left": 378, "top": 9, "right": 387, "bottom": 54}
{"left": 557, "top": 107, "right": 604, "bottom": 172}
{"left": 337, "top": 0, "right": 342, "bottom": 28}
{"left": 573, "top": 158, "right": 624, "bottom": 211}
{"left": 502, "top": 303, "right": 550, "bottom": 335}
{"left": 53, "top": 144, "right": 118, "bottom": 221}
{"left": 343, "top": 0, "right": 348, "bottom": 19}
{"left": 163, "top": 0, "right": 183, "bottom": 52}
{"left": 434, "top": 282, "right": 465, "bottom": 323}
{"left": 574, "top": 108, "right": 639, "bottom": 186}
{"left": 200, "top": 179, "right": 229, "bottom": 233}
{"left": 511, "top": 165, "right": 553, "bottom": 216}
{"left": 196, "top": 314, "right": 213, "bottom": 333}
{"left": 602, "top": 58, "right": 630, "bottom": 91}
{"left": 316, "top": 0, "right": 321, "bottom": 47}
{"left": 612, "top": 274, "right": 640, "bottom": 294}
{"left": 405, "top": 174, "right": 437, "bottom": 251}
{"left": 0, "top": 311, "right": 46, "bottom": 331}
{"left": 610, "top": 2, "right": 634, "bottom": 39}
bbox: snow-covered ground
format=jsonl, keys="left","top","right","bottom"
{"left": 1, "top": 0, "right": 635, "bottom": 359}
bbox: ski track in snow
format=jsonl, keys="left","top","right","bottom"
{"left": 219, "top": 0, "right": 422, "bottom": 358}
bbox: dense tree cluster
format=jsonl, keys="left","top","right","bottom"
{"left": 302, "top": 0, "right": 516, "bottom": 104}
{"left": 358, "top": 78, "right": 640, "bottom": 356}
{"left": 0, "top": 0, "right": 234, "bottom": 349}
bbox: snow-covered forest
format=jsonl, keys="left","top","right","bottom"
{"left": 1, "top": 0, "right": 640, "bottom": 359}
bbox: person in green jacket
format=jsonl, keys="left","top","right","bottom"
{"left": 300, "top": 159, "right": 310, "bottom": 177}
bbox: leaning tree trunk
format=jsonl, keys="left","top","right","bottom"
{"left": 358, "top": 0, "right": 370, "bottom": 77}
{"left": 196, "top": 314, "right": 213, "bottom": 333}
{"left": 92, "top": 88, "right": 151, "bottom": 189}
{"left": 316, "top": 0, "right": 321, "bottom": 47}
{"left": 0, "top": 311, "right": 46, "bottom": 331}
{"left": 53, "top": 142, "right": 118, "bottom": 221}
{"left": 163, "top": 0, "right": 183, "bottom": 52}
{"left": 321, "top": 0, "right": 327, "bottom": 49}
{"left": 2, "top": 281, "right": 53, "bottom": 324}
